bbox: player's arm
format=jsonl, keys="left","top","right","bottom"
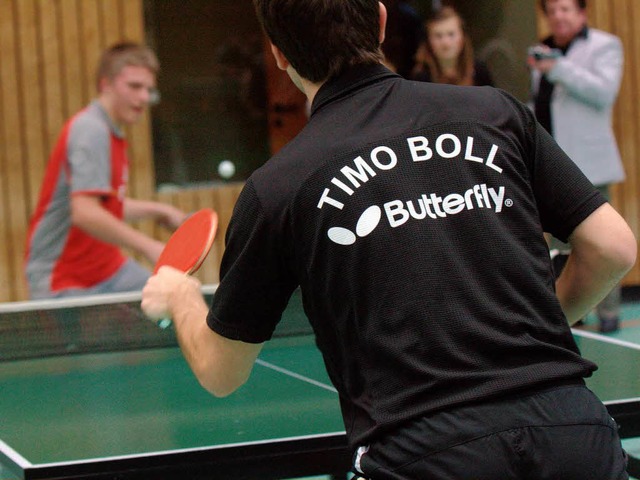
{"left": 123, "top": 197, "right": 187, "bottom": 230}
{"left": 71, "top": 194, "right": 164, "bottom": 263}
{"left": 556, "top": 203, "right": 636, "bottom": 324}
{"left": 141, "top": 267, "right": 263, "bottom": 397}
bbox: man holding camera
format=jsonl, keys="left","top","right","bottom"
{"left": 529, "top": 0, "right": 625, "bottom": 333}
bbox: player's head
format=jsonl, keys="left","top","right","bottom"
{"left": 96, "top": 42, "right": 159, "bottom": 92}
{"left": 96, "top": 42, "right": 159, "bottom": 125}
{"left": 252, "top": 0, "right": 385, "bottom": 83}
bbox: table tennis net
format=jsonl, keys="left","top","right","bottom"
{"left": 0, "top": 285, "right": 313, "bottom": 361}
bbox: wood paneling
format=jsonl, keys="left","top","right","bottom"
{"left": 0, "top": 0, "right": 29, "bottom": 300}
{"left": 39, "top": 1, "right": 65, "bottom": 166}
{"left": 0, "top": 0, "right": 165, "bottom": 301}
{"left": 587, "top": 0, "right": 640, "bottom": 284}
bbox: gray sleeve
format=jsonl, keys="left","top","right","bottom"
{"left": 67, "top": 116, "right": 113, "bottom": 194}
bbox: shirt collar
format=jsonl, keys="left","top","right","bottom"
{"left": 310, "top": 63, "right": 400, "bottom": 116}
{"left": 90, "top": 100, "right": 125, "bottom": 139}
{"left": 544, "top": 25, "right": 589, "bottom": 51}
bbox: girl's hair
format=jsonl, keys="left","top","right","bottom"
{"left": 423, "top": 7, "right": 475, "bottom": 86}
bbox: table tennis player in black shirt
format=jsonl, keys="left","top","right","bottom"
{"left": 142, "top": 1, "right": 636, "bottom": 478}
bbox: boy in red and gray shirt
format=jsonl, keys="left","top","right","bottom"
{"left": 26, "top": 42, "right": 186, "bottom": 299}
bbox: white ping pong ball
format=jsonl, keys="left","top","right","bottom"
{"left": 218, "top": 160, "right": 236, "bottom": 179}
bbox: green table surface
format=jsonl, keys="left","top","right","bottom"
{"left": 0, "top": 335, "right": 344, "bottom": 467}
{"left": 0, "top": 330, "right": 638, "bottom": 479}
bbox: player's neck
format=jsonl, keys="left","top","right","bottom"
{"left": 301, "top": 78, "right": 323, "bottom": 106}
{"left": 97, "top": 96, "right": 122, "bottom": 128}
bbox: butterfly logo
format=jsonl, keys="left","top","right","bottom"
{"left": 327, "top": 205, "right": 382, "bottom": 246}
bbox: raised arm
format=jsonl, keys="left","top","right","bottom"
{"left": 546, "top": 37, "right": 623, "bottom": 109}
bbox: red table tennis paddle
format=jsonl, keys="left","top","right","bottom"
{"left": 154, "top": 208, "right": 218, "bottom": 275}
{"left": 153, "top": 208, "right": 218, "bottom": 328}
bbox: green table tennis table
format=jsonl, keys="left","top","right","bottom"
{"left": 0, "top": 289, "right": 638, "bottom": 480}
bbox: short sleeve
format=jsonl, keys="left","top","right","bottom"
{"left": 529, "top": 120, "right": 606, "bottom": 242}
{"left": 67, "top": 116, "right": 112, "bottom": 194}
{"left": 207, "top": 180, "right": 298, "bottom": 343}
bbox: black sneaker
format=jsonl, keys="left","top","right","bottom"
{"left": 599, "top": 316, "right": 620, "bottom": 333}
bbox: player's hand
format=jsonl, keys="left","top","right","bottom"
{"left": 141, "top": 266, "right": 201, "bottom": 322}
{"left": 527, "top": 46, "right": 559, "bottom": 74}
{"left": 530, "top": 57, "right": 558, "bottom": 74}
{"left": 160, "top": 205, "right": 189, "bottom": 230}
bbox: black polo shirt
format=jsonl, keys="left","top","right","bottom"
{"left": 209, "top": 63, "right": 603, "bottom": 447}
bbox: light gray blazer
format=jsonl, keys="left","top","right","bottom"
{"left": 530, "top": 28, "right": 625, "bottom": 186}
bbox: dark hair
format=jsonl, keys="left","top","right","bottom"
{"left": 422, "top": 7, "right": 475, "bottom": 86}
{"left": 96, "top": 42, "right": 159, "bottom": 92}
{"left": 252, "top": 0, "right": 384, "bottom": 83}
{"left": 539, "top": 0, "right": 587, "bottom": 13}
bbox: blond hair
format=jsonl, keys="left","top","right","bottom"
{"left": 95, "top": 42, "right": 159, "bottom": 92}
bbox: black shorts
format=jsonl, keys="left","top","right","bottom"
{"left": 353, "top": 385, "right": 628, "bottom": 480}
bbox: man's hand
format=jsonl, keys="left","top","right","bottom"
{"left": 159, "top": 205, "right": 189, "bottom": 230}
{"left": 141, "top": 266, "right": 202, "bottom": 322}
{"left": 141, "top": 267, "right": 263, "bottom": 398}
{"left": 123, "top": 198, "right": 188, "bottom": 230}
{"left": 527, "top": 46, "right": 560, "bottom": 74}
{"left": 530, "top": 57, "right": 558, "bottom": 74}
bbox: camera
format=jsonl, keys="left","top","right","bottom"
{"left": 528, "top": 46, "right": 562, "bottom": 61}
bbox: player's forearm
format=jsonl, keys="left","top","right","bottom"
{"left": 124, "top": 198, "right": 186, "bottom": 229}
{"left": 170, "top": 284, "right": 261, "bottom": 397}
{"left": 123, "top": 198, "right": 162, "bottom": 221}
{"left": 71, "top": 196, "right": 163, "bottom": 262}
{"left": 555, "top": 205, "right": 636, "bottom": 324}
{"left": 177, "top": 320, "right": 256, "bottom": 398}
{"left": 556, "top": 255, "right": 627, "bottom": 324}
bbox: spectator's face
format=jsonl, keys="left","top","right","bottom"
{"left": 544, "top": 0, "right": 587, "bottom": 46}
{"left": 101, "top": 65, "right": 156, "bottom": 125}
{"left": 427, "top": 17, "right": 464, "bottom": 63}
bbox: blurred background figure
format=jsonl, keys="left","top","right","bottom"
{"left": 380, "top": 0, "right": 425, "bottom": 78}
{"left": 528, "top": 0, "right": 625, "bottom": 333}
{"left": 412, "top": 6, "right": 494, "bottom": 87}
{"left": 25, "top": 42, "right": 187, "bottom": 300}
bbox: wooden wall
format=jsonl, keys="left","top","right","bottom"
{"left": 0, "top": 0, "right": 155, "bottom": 301}
{"left": 0, "top": 0, "right": 639, "bottom": 302}
{"left": 0, "top": 0, "right": 246, "bottom": 302}
{"left": 592, "top": 0, "right": 640, "bottom": 284}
